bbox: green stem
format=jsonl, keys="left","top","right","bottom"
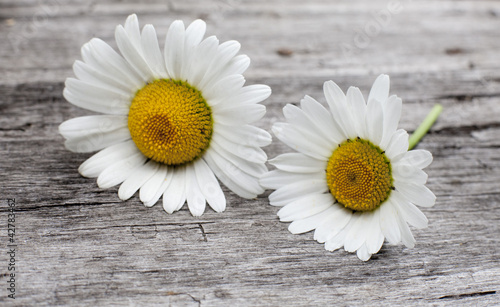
{"left": 408, "top": 104, "right": 443, "bottom": 150}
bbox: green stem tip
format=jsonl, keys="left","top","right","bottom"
{"left": 408, "top": 104, "right": 443, "bottom": 150}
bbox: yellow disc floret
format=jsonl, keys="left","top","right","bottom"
{"left": 326, "top": 139, "right": 392, "bottom": 212}
{"left": 128, "top": 79, "right": 213, "bottom": 166}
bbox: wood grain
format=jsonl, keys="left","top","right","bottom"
{"left": 1, "top": 0, "right": 499, "bottom": 305}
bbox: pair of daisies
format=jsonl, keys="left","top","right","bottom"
{"left": 60, "top": 15, "right": 436, "bottom": 261}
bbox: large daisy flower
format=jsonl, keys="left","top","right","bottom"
{"left": 260, "top": 75, "right": 436, "bottom": 261}
{"left": 59, "top": 14, "right": 271, "bottom": 216}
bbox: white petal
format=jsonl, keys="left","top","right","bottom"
{"left": 65, "top": 76, "right": 130, "bottom": 100}
{"left": 87, "top": 38, "right": 144, "bottom": 89}
{"left": 323, "top": 80, "right": 346, "bottom": 107}
{"left": 282, "top": 103, "right": 338, "bottom": 148}
{"left": 198, "top": 40, "right": 241, "bottom": 90}
{"left": 269, "top": 152, "right": 326, "bottom": 173}
{"left": 123, "top": 14, "right": 141, "bottom": 47}
{"left": 323, "top": 81, "right": 357, "bottom": 139}
{"left": 185, "top": 19, "right": 206, "bottom": 47}
{"left": 143, "top": 169, "right": 173, "bottom": 207}
{"left": 140, "top": 166, "right": 168, "bottom": 203}
{"left": 365, "top": 97, "right": 384, "bottom": 146}
{"left": 324, "top": 223, "right": 350, "bottom": 251}
{"left": 288, "top": 205, "right": 338, "bottom": 234}
{"left": 72, "top": 60, "right": 131, "bottom": 95}
{"left": 194, "top": 159, "right": 226, "bottom": 213}
{"left": 365, "top": 210, "right": 385, "bottom": 254}
{"left": 282, "top": 103, "right": 321, "bottom": 135}
{"left": 78, "top": 140, "right": 139, "bottom": 178}
{"left": 214, "top": 124, "right": 272, "bottom": 147}
{"left": 373, "top": 231, "right": 385, "bottom": 254}
{"left": 380, "top": 95, "right": 402, "bottom": 149}
{"left": 186, "top": 165, "right": 207, "bottom": 216}
{"left": 59, "top": 115, "right": 127, "bottom": 139}
{"left": 180, "top": 19, "right": 207, "bottom": 80}
{"left": 210, "top": 141, "right": 267, "bottom": 177}
{"left": 379, "top": 200, "right": 402, "bottom": 245}
{"left": 233, "top": 84, "right": 272, "bottom": 105}
{"left": 397, "top": 197, "right": 429, "bottom": 229}
{"left": 385, "top": 129, "right": 409, "bottom": 159}
{"left": 214, "top": 104, "right": 266, "bottom": 125}
{"left": 80, "top": 42, "right": 137, "bottom": 90}
{"left": 164, "top": 20, "right": 185, "bottom": 80}
{"left": 272, "top": 123, "right": 332, "bottom": 160}
{"left": 220, "top": 54, "right": 250, "bottom": 76}
{"left": 396, "top": 209, "right": 416, "bottom": 248}
{"left": 64, "top": 79, "right": 131, "bottom": 115}
{"left": 163, "top": 166, "right": 187, "bottom": 214}
{"left": 97, "top": 152, "right": 147, "bottom": 189}
{"left": 356, "top": 243, "right": 372, "bottom": 261}
{"left": 259, "top": 170, "right": 324, "bottom": 190}
{"left": 118, "top": 160, "right": 159, "bottom": 200}
{"left": 277, "top": 193, "right": 333, "bottom": 222}
{"left": 213, "top": 84, "right": 272, "bottom": 107}
{"left": 368, "top": 74, "right": 390, "bottom": 105}
{"left": 63, "top": 89, "right": 126, "bottom": 116}
{"left": 203, "top": 74, "right": 245, "bottom": 102}
{"left": 115, "top": 25, "right": 152, "bottom": 82}
{"left": 346, "top": 86, "right": 367, "bottom": 139}
{"left": 203, "top": 150, "right": 263, "bottom": 198}
{"left": 344, "top": 212, "right": 370, "bottom": 252}
{"left": 269, "top": 178, "right": 328, "bottom": 207}
{"left": 314, "top": 206, "right": 352, "bottom": 243}
{"left": 395, "top": 181, "right": 436, "bottom": 208}
{"left": 141, "top": 24, "right": 169, "bottom": 79}
{"left": 187, "top": 36, "right": 219, "bottom": 87}
{"left": 300, "top": 95, "right": 344, "bottom": 144}
{"left": 64, "top": 127, "right": 131, "bottom": 153}
{"left": 212, "top": 134, "right": 267, "bottom": 164}
{"left": 397, "top": 149, "right": 433, "bottom": 169}
{"left": 392, "top": 162, "right": 428, "bottom": 185}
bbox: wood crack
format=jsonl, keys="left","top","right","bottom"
{"left": 39, "top": 221, "right": 216, "bottom": 236}
{"left": 430, "top": 123, "right": 500, "bottom": 135}
{"left": 166, "top": 292, "right": 202, "bottom": 306}
{"left": 438, "top": 290, "right": 497, "bottom": 300}
{"left": 0, "top": 202, "right": 109, "bottom": 212}
{"left": 199, "top": 223, "right": 208, "bottom": 242}
{"left": 0, "top": 127, "right": 27, "bottom": 131}
{"left": 436, "top": 93, "right": 500, "bottom": 101}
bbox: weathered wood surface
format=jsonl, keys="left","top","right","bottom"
{"left": 1, "top": 0, "right": 500, "bottom": 305}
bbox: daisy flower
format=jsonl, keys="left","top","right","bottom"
{"left": 59, "top": 14, "right": 272, "bottom": 216}
{"left": 260, "top": 75, "right": 437, "bottom": 261}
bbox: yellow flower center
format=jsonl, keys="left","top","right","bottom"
{"left": 326, "top": 139, "right": 392, "bottom": 212}
{"left": 128, "top": 79, "right": 213, "bottom": 166}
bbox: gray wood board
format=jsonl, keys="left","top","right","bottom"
{"left": 1, "top": 0, "right": 499, "bottom": 306}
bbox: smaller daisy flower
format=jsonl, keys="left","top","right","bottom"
{"left": 261, "top": 75, "right": 437, "bottom": 261}
{"left": 59, "top": 14, "right": 272, "bottom": 216}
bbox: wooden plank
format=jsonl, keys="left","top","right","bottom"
{"left": 1, "top": 0, "right": 500, "bottom": 305}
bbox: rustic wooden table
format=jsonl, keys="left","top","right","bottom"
{"left": 1, "top": 0, "right": 499, "bottom": 306}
